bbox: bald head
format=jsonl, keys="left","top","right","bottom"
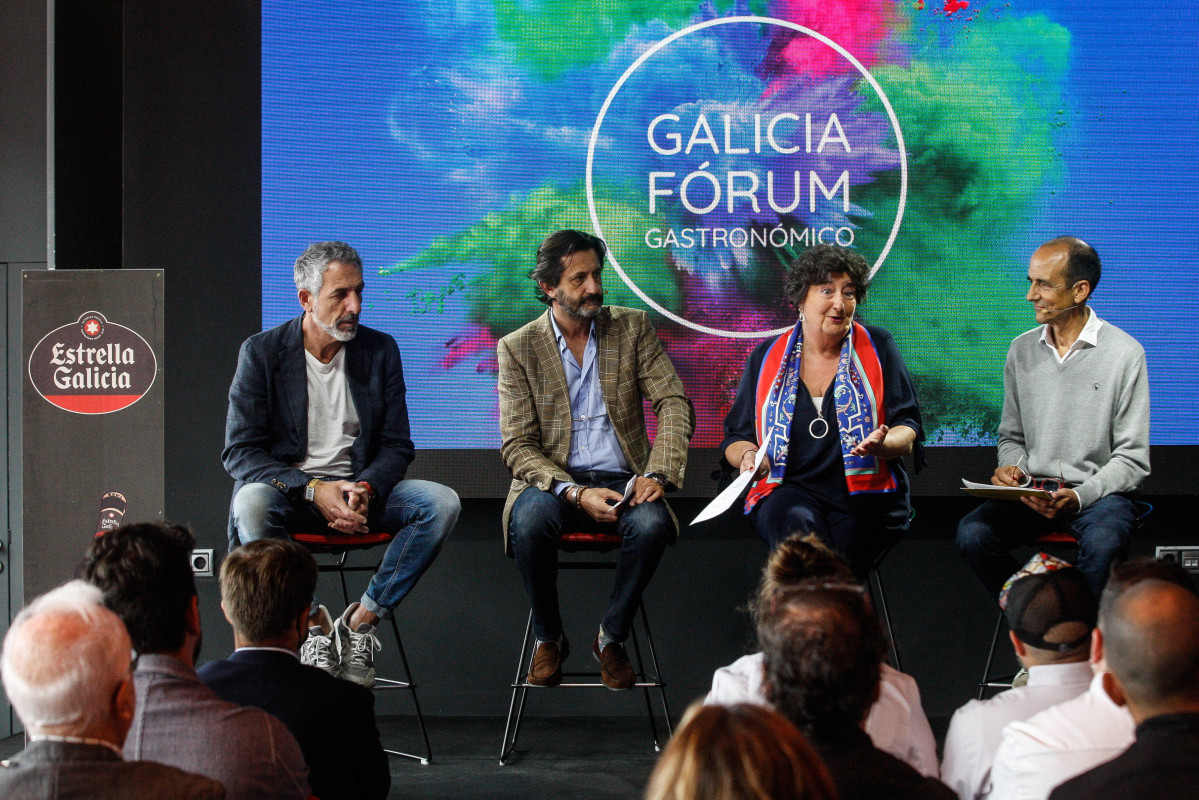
{"left": 0, "top": 580, "right": 133, "bottom": 738}
{"left": 1104, "top": 579, "right": 1199, "bottom": 716}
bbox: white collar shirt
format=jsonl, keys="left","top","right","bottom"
{"left": 703, "top": 652, "right": 940, "bottom": 779}
{"left": 1038, "top": 306, "right": 1103, "bottom": 365}
{"left": 941, "top": 661, "right": 1093, "bottom": 800}
{"left": 987, "top": 672, "right": 1135, "bottom": 800}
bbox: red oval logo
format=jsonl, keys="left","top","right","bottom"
{"left": 27, "top": 311, "right": 158, "bottom": 414}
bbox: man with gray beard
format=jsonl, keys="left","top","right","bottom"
{"left": 224, "top": 240, "right": 459, "bottom": 685}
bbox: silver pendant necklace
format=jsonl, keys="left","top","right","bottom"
{"left": 809, "top": 408, "right": 829, "bottom": 439}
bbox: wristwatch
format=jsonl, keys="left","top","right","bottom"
{"left": 303, "top": 477, "right": 321, "bottom": 503}
{"left": 644, "top": 472, "right": 669, "bottom": 488}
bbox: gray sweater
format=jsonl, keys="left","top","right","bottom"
{"left": 997, "top": 315, "right": 1150, "bottom": 509}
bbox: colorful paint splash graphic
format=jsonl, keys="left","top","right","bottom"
{"left": 384, "top": 0, "right": 1071, "bottom": 446}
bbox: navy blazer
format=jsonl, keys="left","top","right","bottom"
{"left": 198, "top": 649, "right": 390, "bottom": 800}
{"left": 222, "top": 315, "right": 415, "bottom": 547}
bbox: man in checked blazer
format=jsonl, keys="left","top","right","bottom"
{"left": 498, "top": 229, "right": 694, "bottom": 690}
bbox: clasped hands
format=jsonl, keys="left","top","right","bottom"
{"left": 991, "top": 464, "right": 1080, "bottom": 519}
{"left": 313, "top": 479, "right": 373, "bottom": 533}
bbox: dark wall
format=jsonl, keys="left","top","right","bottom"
{"left": 54, "top": 0, "right": 122, "bottom": 270}
{"left": 123, "top": 0, "right": 261, "bottom": 546}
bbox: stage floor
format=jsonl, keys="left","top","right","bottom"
{"left": 0, "top": 713, "right": 955, "bottom": 798}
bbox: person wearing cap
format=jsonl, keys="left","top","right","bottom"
{"left": 941, "top": 561, "right": 1096, "bottom": 800}
{"left": 988, "top": 557, "right": 1198, "bottom": 800}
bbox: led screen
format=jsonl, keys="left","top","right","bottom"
{"left": 263, "top": 1, "right": 1198, "bottom": 459}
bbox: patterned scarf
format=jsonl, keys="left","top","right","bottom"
{"left": 744, "top": 320, "right": 897, "bottom": 513}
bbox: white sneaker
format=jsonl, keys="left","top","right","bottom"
{"left": 300, "top": 605, "right": 340, "bottom": 676}
{"left": 336, "top": 602, "right": 380, "bottom": 688}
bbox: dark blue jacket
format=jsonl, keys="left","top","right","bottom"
{"left": 222, "top": 315, "right": 415, "bottom": 547}
{"left": 198, "top": 649, "right": 390, "bottom": 800}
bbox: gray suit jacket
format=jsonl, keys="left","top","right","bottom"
{"left": 497, "top": 306, "right": 694, "bottom": 552}
{"left": 126, "top": 654, "right": 310, "bottom": 800}
{"left": 0, "top": 740, "right": 225, "bottom": 800}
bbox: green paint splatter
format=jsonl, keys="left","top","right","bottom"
{"left": 852, "top": 15, "right": 1071, "bottom": 438}
{"left": 491, "top": 0, "right": 768, "bottom": 79}
{"left": 382, "top": 184, "right": 680, "bottom": 337}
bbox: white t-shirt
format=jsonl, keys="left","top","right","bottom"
{"left": 940, "top": 661, "right": 1093, "bottom": 800}
{"left": 987, "top": 672, "right": 1135, "bottom": 800}
{"left": 293, "top": 347, "right": 359, "bottom": 477}
{"left": 705, "top": 651, "right": 940, "bottom": 778}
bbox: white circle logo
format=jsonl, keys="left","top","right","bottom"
{"left": 587, "top": 15, "right": 908, "bottom": 339}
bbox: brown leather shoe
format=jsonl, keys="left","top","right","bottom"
{"left": 528, "top": 636, "right": 569, "bottom": 687}
{"left": 592, "top": 634, "right": 635, "bottom": 690}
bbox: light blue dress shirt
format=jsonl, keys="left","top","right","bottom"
{"left": 549, "top": 313, "right": 629, "bottom": 494}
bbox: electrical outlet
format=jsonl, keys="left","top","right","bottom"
{"left": 190, "top": 548, "right": 215, "bottom": 577}
{"left": 1155, "top": 546, "right": 1199, "bottom": 573}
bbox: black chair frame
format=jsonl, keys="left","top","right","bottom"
{"left": 499, "top": 540, "right": 672, "bottom": 765}
{"left": 304, "top": 537, "right": 433, "bottom": 765}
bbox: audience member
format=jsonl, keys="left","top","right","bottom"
{"left": 1049, "top": 579, "right": 1199, "bottom": 799}
{"left": 198, "top": 539, "right": 389, "bottom": 800}
{"left": 80, "top": 522, "right": 310, "bottom": 800}
{"left": 644, "top": 701, "right": 835, "bottom": 800}
{"left": 989, "top": 558, "right": 1197, "bottom": 800}
{"left": 706, "top": 533, "right": 939, "bottom": 777}
{"left": 0, "top": 580, "right": 224, "bottom": 800}
{"left": 759, "top": 582, "right": 955, "bottom": 800}
{"left": 941, "top": 564, "right": 1096, "bottom": 800}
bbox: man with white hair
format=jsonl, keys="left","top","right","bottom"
{"left": 0, "top": 580, "right": 224, "bottom": 799}
{"left": 224, "top": 240, "right": 459, "bottom": 684}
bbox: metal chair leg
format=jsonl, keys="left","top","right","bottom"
{"left": 870, "top": 564, "right": 902, "bottom": 672}
{"left": 315, "top": 548, "right": 432, "bottom": 763}
{"left": 637, "top": 600, "right": 672, "bottom": 743}
{"left": 375, "top": 616, "right": 431, "bottom": 764}
{"left": 499, "top": 610, "right": 535, "bottom": 765}
{"left": 628, "top": 623, "right": 662, "bottom": 750}
{"left": 978, "top": 610, "right": 1005, "bottom": 700}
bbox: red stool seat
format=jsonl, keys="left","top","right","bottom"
{"left": 1032, "top": 531, "right": 1079, "bottom": 546}
{"left": 557, "top": 530, "right": 622, "bottom": 553}
{"left": 292, "top": 531, "right": 395, "bottom": 552}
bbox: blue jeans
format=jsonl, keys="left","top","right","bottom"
{"left": 956, "top": 494, "right": 1136, "bottom": 599}
{"left": 508, "top": 471, "right": 672, "bottom": 643}
{"left": 232, "top": 479, "right": 459, "bottom": 618}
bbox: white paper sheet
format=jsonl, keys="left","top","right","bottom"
{"left": 691, "top": 447, "right": 768, "bottom": 525}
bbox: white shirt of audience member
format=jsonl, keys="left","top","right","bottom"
{"left": 986, "top": 672, "right": 1135, "bottom": 800}
{"left": 705, "top": 651, "right": 940, "bottom": 779}
{"left": 940, "top": 661, "right": 1093, "bottom": 800}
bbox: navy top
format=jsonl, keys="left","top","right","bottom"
{"left": 721, "top": 324, "right": 923, "bottom": 519}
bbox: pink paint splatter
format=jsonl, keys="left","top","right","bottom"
{"left": 765, "top": 0, "right": 898, "bottom": 89}
{"left": 441, "top": 324, "right": 498, "bottom": 373}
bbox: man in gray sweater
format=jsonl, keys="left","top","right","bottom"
{"left": 957, "top": 236, "right": 1150, "bottom": 598}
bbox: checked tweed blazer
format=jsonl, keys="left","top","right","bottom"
{"left": 498, "top": 306, "right": 694, "bottom": 553}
